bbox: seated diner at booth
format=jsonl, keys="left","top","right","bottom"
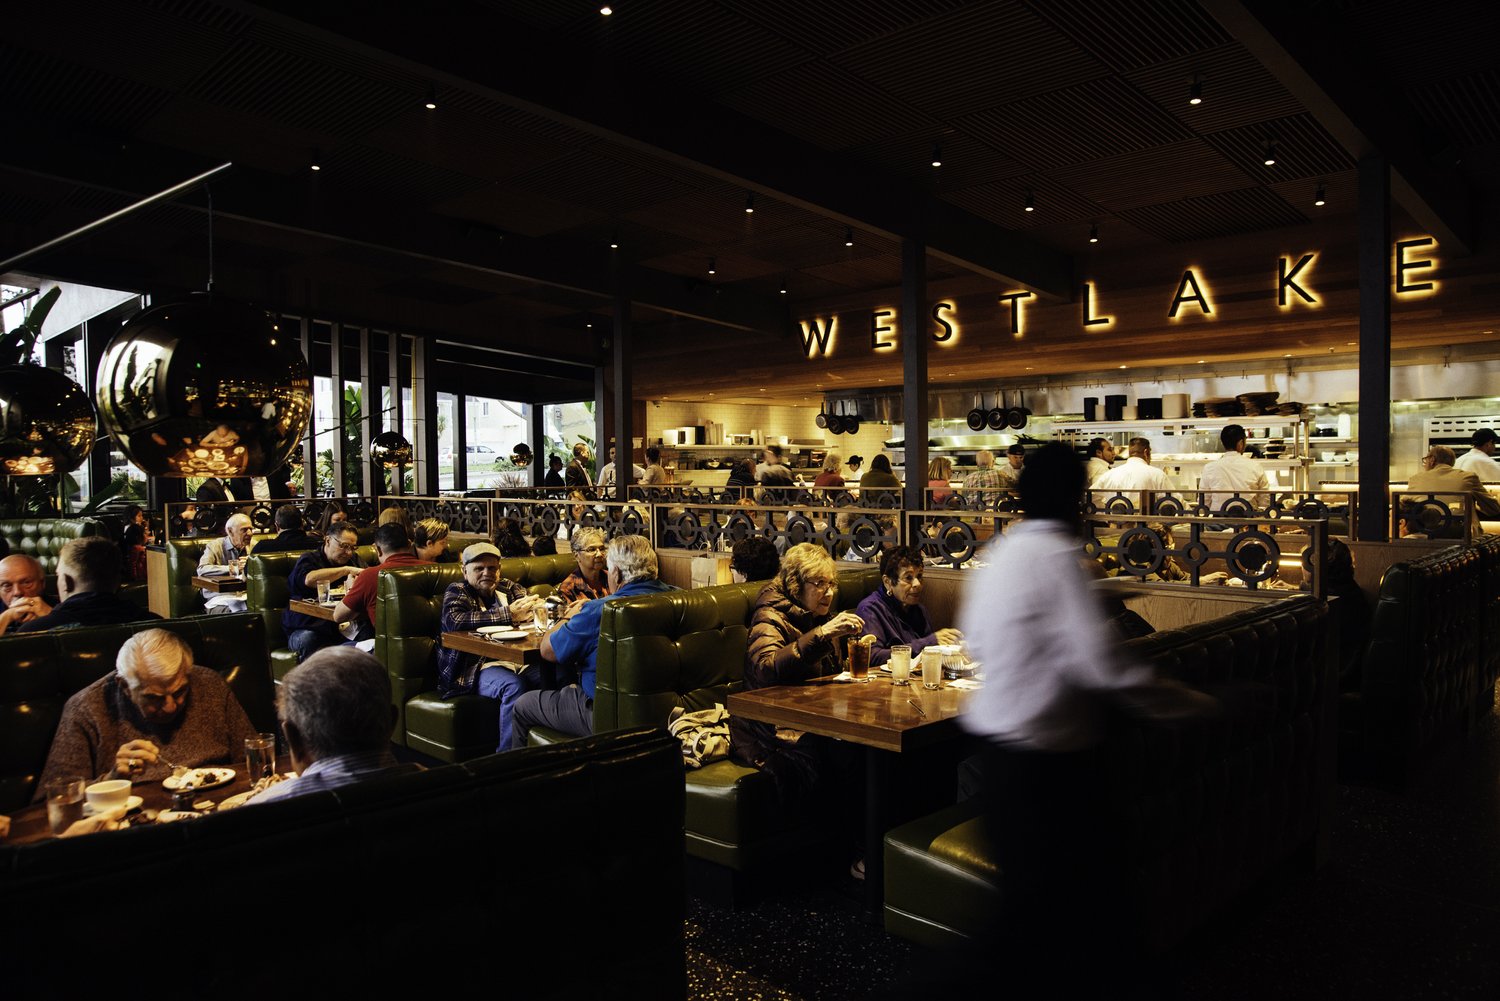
{"left": 34, "top": 628, "right": 258, "bottom": 794}
{"left": 853, "top": 545, "right": 963, "bottom": 667}
{"left": 554, "top": 526, "right": 611, "bottom": 603}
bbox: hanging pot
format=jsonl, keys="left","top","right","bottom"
{"left": 1007, "top": 390, "right": 1031, "bottom": 430}
{"left": 845, "top": 401, "right": 860, "bottom": 436}
{"left": 815, "top": 401, "right": 829, "bottom": 430}
{"left": 966, "top": 393, "right": 986, "bottom": 432}
{"left": 828, "top": 402, "right": 846, "bottom": 435}
{"left": 987, "top": 391, "right": 1007, "bottom": 431}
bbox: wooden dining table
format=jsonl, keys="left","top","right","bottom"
{"left": 440, "top": 629, "right": 544, "bottom": 669}
{"left": 191, "top": 574, "right": 246, "bottom": 592}
{"left": 287, "top": 597, "right": 340, "bottom": 621}
{"left": 5, "top": 756, "right": 294, "bottom": 846}
{"left": 728, "top": 673, "right": 974, "bottom": 915}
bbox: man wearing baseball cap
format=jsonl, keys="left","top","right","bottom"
{"left": 436, "top": 541, "right": 547, "bottom": 751}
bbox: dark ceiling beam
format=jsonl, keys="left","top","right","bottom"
{"left": 1204, "top": 0, "right": 1472, "bottom": 254}
{"left": 0, "top": 136, "right": 786, "bottom": 336}
{"left": 247, "top": 1, "right": 1075, "bottom": 300}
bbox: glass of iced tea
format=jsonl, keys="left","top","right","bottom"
{"left": 849, "top": 635, "right": 874, "bottom": 682}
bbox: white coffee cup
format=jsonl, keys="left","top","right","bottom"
{"left": 85, "top": 778, "right": 132, "bottom": 812}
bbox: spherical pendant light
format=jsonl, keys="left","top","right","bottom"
{"left": 0, "top": 365, "right": 97, "bottom": 475}
{"left": 370, "top": 430, "right": 413, "bottom": 467}
{"left": 95, "top": 294, "right": 312, "bottom": 477}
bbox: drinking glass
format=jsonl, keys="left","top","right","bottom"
{"left": 245, "top": 733, "right": 276, "bottom": 780}
{"left": 848, "top": 637, "right": 871, "bottom": 682}
{"left": 889, "top": 645, "right": 911, "bottom": 686}
{"left": 45, "top": 776, "right": 86, "bottom": 834}
{"left": 316, "top": 581, "right": 330, "bottom": 603}
{"left": 920, "top": 647, "right": 943, "bottom": 690}
{"left": 533, "top": 605, "right": 550, "bottom": 634}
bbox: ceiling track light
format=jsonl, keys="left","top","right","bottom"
{"left": 600, "top": 5, "right": 613, "bottom": 15}
{"left": 744, "top": 192, "right": 755, "bottom": 214}
{"left": 1313, "top": 183, "right": 1327, "bottom": 207}
{"left": 1024, "top": 190, "right": 1035, "bottom": 213}
{"left": 1263, "top": 141, "right": 1278, "bottom": 167}
{"left": 424, "top": 85, "right": 438, "bottom": 110}
{"left": 310, "top": 149, "right": 322, "bottom": 172}
{"left": 707, "top": 257, "right": 716, "bottom": 275}
{"left": 930, "top": 142, "right": 942, "bottom": 168}
{"left": 1088, "top": 222, "right": 1099, "bottom": 244}
{"left": 843, "top": 227, "right": 854, "bottom": 247}
{"left": 1188, "top": 77, "right": 1203, "bottom": 105}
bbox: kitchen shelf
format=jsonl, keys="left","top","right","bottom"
{"left": 1050, "top": 416, "right": 1309, "bottom": 434}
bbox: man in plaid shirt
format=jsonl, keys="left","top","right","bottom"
{"left": 963, "top": 449, "right": 1006, "bottom": 491}
{"left": 437, "top": 542, "right": 547, "bottom": 751}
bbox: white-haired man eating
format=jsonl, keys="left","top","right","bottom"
{"left": 32, "top": 628, "right": 258, "bottom": 796}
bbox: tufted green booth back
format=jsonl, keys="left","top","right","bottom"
{"left": 0, "top": 519, "right": 107, "bottom": 578}
{"left": 594, "top": 568, "right": 882, "bottom": 733}
{"left": 375, "top": 553, "right": 579, "bottom": 754}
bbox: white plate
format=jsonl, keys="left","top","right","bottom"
{"left": 477, "top": 627, "right": 529, "bottom": 640}
{"left": 83, "top": 795, "right": 143, "bottom": 816}
{"left": 163, "top": 767, "right": 235, "bottom": 792}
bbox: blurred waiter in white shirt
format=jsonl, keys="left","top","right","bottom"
{"left": 1197, "top": 424, "right": 1270, "bottom": 514}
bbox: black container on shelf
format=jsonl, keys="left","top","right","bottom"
{"left": 1084, "top": 397, "right": 1098, "bottom": 422}
{"left": 1104, "top": 395, "right": 1127, "bottom": 422}
{"left": 1137, "top": 397, "right": 1163, "bottom": 420}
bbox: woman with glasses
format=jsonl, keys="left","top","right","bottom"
{"left": 555, "top": 527, "right": 611, "bottom": 604}
{"left": 730, "top": 544, "right": 864, "bottom": 807}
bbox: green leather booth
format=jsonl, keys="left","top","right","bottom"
{"left": 0, "top": 726, "right": 686, "bottom": 998}
{"left": 245, "top": 550, "right": 305, "bottom": 683}
{"left": 0, "top": 518, "right": 106, "bottom": 579}
{"left": 164, "top": 535, "right": 375, "bottom": 618}
{"left": 374, "top": 553, "right": 579, "bottom": 760}
{"left": 0, "top": 612, "right": 277, "bottom": 811}
{"left": 532, "top": 566, "right": 883, "bottom": 875}
{"left": 883, "top": 593, "right": 1334, "bottom": 954}
{"left": 1343, "top": 543, "right": 1487, "bottom": 779}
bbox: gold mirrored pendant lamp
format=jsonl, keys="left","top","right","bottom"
{"left": 511, "top": 443, "right": 534, "bottom": 466}
{"left": 0, "top": 365, "right": 97, "bottom": 476}
{"left": 370, "top": 430, "right": 414, "bottom": 467}
{"left": 95, "top": 293, "right": 312, "bottom": 477}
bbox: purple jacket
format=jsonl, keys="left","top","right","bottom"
{"left": 853, "top": 587, "right": 941, "bottom": 666}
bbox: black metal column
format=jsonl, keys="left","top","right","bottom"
{"left": 329, "top": 323, "right": 347, "bottom": 496}
{"left": 299, "top": 316, "right": 316, "bottom": 499}
{"left": 412, "top": 335, "right": 439, "bottom": 496}
{"left": 529, "top": 404, "right": 545, "bottom": 489}
{"left": 358, "top": 327, "right": 379, "bottom": 497}
{"left": 1357, "top": 154, "right": 1391, "bottom": 542}
{"left": 611, "top": 264, "right": 634, "bottom": 503}
{"left": 900, "top": 237, "right": 929, "bottom": 515}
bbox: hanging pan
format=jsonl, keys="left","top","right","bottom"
{"left": 828, "top": 401, "right": 846, "bottom": 435}
{"left": 1006, "top": 390, "right": 1031, "bottom": 430}
{"left": 815, "top": 401, "right": 829, "bottom": 430}
{"left": 845, "top": 401, "right": 860, "bottom": 436}
{"left": 966, "top": 392, "right": 986, "bottom": 432}
{"left": 987, "top": 391, "right": 1007, "bottom": 431}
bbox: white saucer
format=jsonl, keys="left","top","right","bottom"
{"left": 83, "top": 795, "right": 143, "bottom": 816}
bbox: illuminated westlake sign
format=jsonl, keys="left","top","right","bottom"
{"left": 798, "top": 238, "right": 1438, "bottom": 358}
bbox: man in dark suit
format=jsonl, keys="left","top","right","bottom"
{"left": 196, "top": 476, "right": 231, "bottom": 503}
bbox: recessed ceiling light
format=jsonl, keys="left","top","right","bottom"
{"left": 745, "top": 193, "right": 755, "bottom": 214}
{"left": 1024, "top": 190, "right": 1035, "bottom": 212}
{"left": 1313, "top": 183, "right": 1326, "bottom": 207}
{"left": 707, "top": 257, "right": 716, "bottom": 275}
{"left": 1263, "top": 141, "right": 1278, "bottom": 166}
{"left": 600, "top": 5, "right": 613, "bottom": 14}
{"left": 1119, "top": 364, "right": 1127, "bottom": 369}
{"left": 424, "top": 85, "right": 438, "bottom": 110}
{"left": 1088, "top": 223, "right": 1099, "bottom": 243}
{"left": 1188, "top": 78, "right": 1202, "bottom": 105}
{"left": 844, "top": 227, "right": 854, "bottom": 247}
{"left": 930, "top": 142, "right": 942, "bottom": 168}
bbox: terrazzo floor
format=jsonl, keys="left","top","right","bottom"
{"left": 685, "top": 692, "right": 1500, "bottom": 1000}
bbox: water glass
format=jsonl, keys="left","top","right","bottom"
{"left": 920, "top": 647, "right": 943, "bottom": 690}
{"left": 889, "top": 645, "right": 911, "bottom": 686}
{"left": 533, "top": 605, "right": 550, "bottom": 633}
{"left": 245, "top": 733, "right": 276, "bottom": 780}
{"left": 316, "top": 581, "right": 330, "bottom": 604}
{"left": 45, "top": 776, "right": 86, "bottom": 834}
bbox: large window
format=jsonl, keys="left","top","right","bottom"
{"left": 464, "top": 395, "right": 529, "bottom": 489}
{"left": 542, "top": 401, "right": 596, "bottom": 481}
{"left": 437, "top": 392, "right": 457, "bottom": 490}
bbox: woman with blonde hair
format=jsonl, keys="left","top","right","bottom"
{"left": 731, "top": 544, "right": 864, "bottom": 805}
{"left": 413, "top": 518, "right": 456, "bottom": 563}
{"left": 813, "top": 451, "right": 844, "bottom": 490}
{"left": 927, "top": 456, "right": 954, "bottom": 506}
